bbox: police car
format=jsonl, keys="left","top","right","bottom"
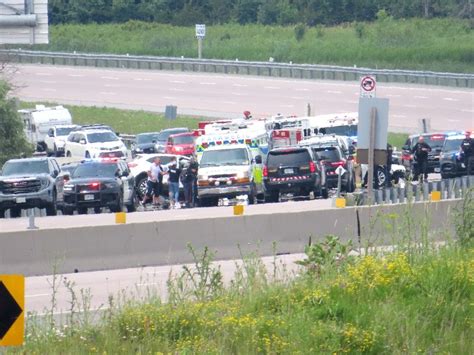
{"left": 62, "top": 159, "right": 138, "bottom": 215}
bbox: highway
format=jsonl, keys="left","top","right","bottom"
{"left": 7, "top": 64, "right": 474, "bottom": 133}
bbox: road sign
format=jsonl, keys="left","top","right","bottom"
{"left": 0, "top": 275, "right": 24, "bottom": 346}
{"left": 335, "top": 166, "right": 347, "bottom": 176}
{"left": 195, "top": 24, "right": 206, "bottom": 38}
{"left": 360, "top": 75, "right": 376, "bottom": 98}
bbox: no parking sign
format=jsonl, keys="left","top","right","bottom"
{"left": 360, "top": 75, "right": 376, "bottom": 98}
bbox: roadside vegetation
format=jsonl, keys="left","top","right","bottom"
{"left": 20, "top": 102, "right": 408, "bottom": 148}
{"left": 11, "top": 193, "right": 474, "bottom": 354}
{"left": 29, "top": 18, "right": 474, "bottom": 73}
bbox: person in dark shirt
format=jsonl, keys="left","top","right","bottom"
{"left": 167, "top": 157, "right": 181, "bottom": 209}
{"left": 411, "top": 135, "right": 431, "bottom": 182}
{"left": 181, "top": 155, "right": 199, "bottom": 208}
{"left": 386, "top": 143, "right": 393, "bottom": 187}
{"left": 460, "top": 131, "right": 474, "bottom": 175}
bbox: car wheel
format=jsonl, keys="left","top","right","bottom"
{"left": 375, "top": 166, "right": 387, "bottom": 189}
{"left": 199, "top": 197, "right": 218, "bottom": 207}
{"left": 66, "top": 151, "right": 72, "bottom": 157}
{"left": 136, "top": 176, "right": 148, "bottom": 200}
{"left": 63, "top": 207, "right": 74, "bottom": 215}
{"left": 111, "top": 194, "right": 124, "bottom": 213}
{"left": 46, "top": 191, "right": 58, "bottom": 216}
{"left": 10, "top": 207, "right": 22, "bottom": 218}
{"left": 265, "top": 190, "right": 279, "bottom": 203}
{"left": 127, "top": 193, "right": 139, "bottom": 213}
{"left": 78, "top": 207, "right": 88, "bottom": 215}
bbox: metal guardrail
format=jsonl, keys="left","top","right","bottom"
{"left": 1, "top": 49, "right": 473, "bottom": 88}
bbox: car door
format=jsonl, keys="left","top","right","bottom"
{"left": 119, "top": 162, "right": 133, "bottom": 203}
{"left": 51, "top": 159, "right": 65, "bottom": 201}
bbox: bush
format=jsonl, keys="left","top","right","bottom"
{"left": 294, "top": 23, "right": 306, "bottom": 41}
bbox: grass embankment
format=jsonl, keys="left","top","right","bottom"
{"left": 18, "top": 242, "right": 473, "bottom": 354}
{"left": 30, "top": 18, "right": 474, "bottom": 73}
{"left": 22, "top": 102, "right": 409, "bottom": 148}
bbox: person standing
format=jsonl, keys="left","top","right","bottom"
{"left": 182, "top": 156, "right": 199, "bottom": 208}
{"left": 411, "top": 136, "right": 431, "bottom": 182}
{"left": 386, "top": 143, "right": 393, "bottom": 187}
{"left": 460, "top": 131, "right": 474, "bottom": 175}
{"left": 167, "top": 157, "right": 181, "bottom": 209}
{"left": 142, "top": 156, "right": 165, "bottom": 206}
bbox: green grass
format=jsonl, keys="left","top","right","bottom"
{"left": 388, "top": 132, "right": 408, "bottom": 149}
{"left": 28, "top": 18, "right": 474, "bottom": 73}
{"left": 15, "top": 242, "right": 473, "bottom": 354}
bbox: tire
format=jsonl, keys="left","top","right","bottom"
{"left": 85, "top": 151, "right": 91, "bottom": 159}
{"left": 199, "top": 197, "right": 218, "bottom": 207}
{"left": 94, "top": 207, "right": 102, "bottom": 214}
{"left": 321, "top": 186, "right": 329, "bottom": 199}
{"left": 46, "top": 191, "right": 58, "bottom": 216}
{"left": 264, "top": 190, "right": 279, "bottom": 203}
{"left": 63, "top": 207, "right": 74, "bottom": 215}
{"left": 10, "top": 207, "right": 21, "bottom": 218}
{"left": 126, "top": 193, "right": 138, "bottom": 213}
{"left": 78, "top": 207, "right": 88, "bottom": 215}
{"left": 66, "top": 151, "right": 72, "bottom": 157}
{"left": 136, "top": 175, "right": 148, "bottom": 200}
{"left": 375, "top": 166, "right": 387, "bottom": 189}
{"left": 111, "top": 194, "right": 124, "bottom": 213}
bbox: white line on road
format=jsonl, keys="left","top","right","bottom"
{"left": 39, "top": 80, "right": 57, "bottom": 84}
{"left": 280, "top": 104, "right": 294, "bottom": 108}
{"left": 460, "top": 109, "right": 474, "bottom": 113}
{"left": 264, "top": 86, "right": 280, "bottom": 89}
{"left": 295, "top": 88, "right": 309, "bottom": 91}
{"left": 327, "top": 90, "right": 342, "bottom": 94}
{"left": 232, "top": 83, "right": 248, "bottom": 87}
{"left": 232, "top": 92, "right": 248, "bottom": 96}
{"left": 199, "top": 82, "right": 216, "bottom": 85}
{"left": 348, "top": 100, "right": 358, "bottom": 104}
{"left": 386, "top": 94, "right": 401, "bottom": 98}
{"left": 222, "top": 101, "right": 237, "bottom": 105}
{"left": 35, "top": 73, "right": 52, "bottom": 76}
{"left": 68, "top": 74, "right": 84, "bottom": 78}
{"left": 414, "top": 95, "right": 428, "bottom": 99}
{"left": 100, "top": 92, "right": 117, "bottom": 95}
{"left": 26, "top": 293, "right": 49, "bottom": 298}
{"left": 290, "top": 96, "right": 305, "bottom": 100}
{"left": 104, "top": 84, "right": 120, "bottom": 88}
{"left": 443, "top": 97, "right": 459, "bottom": 101}
{"left": 448, "top": 119, "right": 460, "bottom": 122}
{"left": 163, "top": 96, "right": 177, "bottom": 100}
{"left": 169, "top": 88, "right": 185, "bottom": 92}
{"left": 403, "top": 104, "right": 417, "bottom": 108}
{"left": 101, "top": 76, "right": 119, "bottom": 80}
{"left": 41, "top": 88, "right": 57, "bottom": 92}
{"left": 392, "top": 114, "right": 407, "bottom": 118}
{"left": 170, "top": 80, "right": 186, "bottom": 84}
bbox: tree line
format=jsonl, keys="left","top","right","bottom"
{"left": 49, "top": 0, "right": 472, "bottom": 26}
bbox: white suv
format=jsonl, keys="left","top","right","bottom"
{"left": 64, "top": 129, "right": 128, "bottom": 159}
{"left": 44, "top": 125, "right": 80, "bottom": 157}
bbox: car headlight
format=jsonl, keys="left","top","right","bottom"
{"left": 103, "top": 182, "right": 118, "bottom": 189}
{"left": 64, "top": 184, "right": 75, "bottom": 192}
{"left": 40, "top": 179, "right": 51, "bottom": 189}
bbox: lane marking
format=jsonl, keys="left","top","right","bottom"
{"left": 290, "top": 96, "right": 305, "bottom": 100}
{"left": 327, "top": 90, "right": 342, "bottom": 94}
{"left": 137, "top": 282, "right": 159, "bottom": 287}
{"left": 386, "top": 94, "right": 401, "bottom": 98}
{"left": 39, "top": 80, "right": 57, "bottom": 84}
{"left": 232, "top": 83, "right": 248, "bottom": 87}
{"left": 448, "top": 119, "right": 460, "bottom": 122}
{"left": 101, "top": 76, "right": 119, "bottom": 80}
{"left": 169, "top": 88, "right": 185, "bottom": 92}
{"left": 100, "top": 91, "right": 117, "bottom": 95}
{"left": 222, "top": 101, "right": 237, "bottom": 105}
{"left": 348, "top": 100, "right": 358, "bottom": 104}
{"left": 26, "top": 293, "right": 49, "bottom": 298}
{"left": 68, "top": 74, "right": 84, "bottom": 78}
{"left": 295, "top": 88, "right": 309, "bottom": 91}
{"left": 443, "top": 97, "right": 459, "bottom": 102}
{"left": 170, "top": 80, "right": 186, "bottom": 84}
{"left": 41, "top": 88, "right": 56, "bottom": 92}
{"left": 460, "top": 109, "right": 473, "bottom": 113}
{"left": 104, "top": 84, "right": 120, "bottom": 88}
{"left": 35, "top": 73, "right": 52, "bottom": 76}
{"left": 199, "top": 82, "right": 216, "bottom": 85}
{"left": 264, "top": 86, "right": 280, "bottom": 89}
{"left": 403, "top": 104, "right": 417, "bottom": 108}
{"left": 392, "top": 114, "right": 407, "bottom": 118}
{"left": 280, "top": 104, "right": 294, "bottom": 108}
{"left": 232, "top": 92, "right": 248, "bottom": 96}
{"left": 163, "top": 96, "right": 177, "bottom": 100}
{"left": 414, "top": 95, "right": 428, "bottom": 99}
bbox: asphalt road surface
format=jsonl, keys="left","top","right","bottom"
{"left": 6, "top": 64, "right": 473, "bottom": 133}
{"left": 25, "top": 253, "right": 305, "bottom": 315}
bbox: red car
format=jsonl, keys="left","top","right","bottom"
{"left": 165, "top": 132, "right": 196, "bottom": 156}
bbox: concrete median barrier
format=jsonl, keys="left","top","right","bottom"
{"left": 0, "top": 200, "right": 460, "bottom": 276}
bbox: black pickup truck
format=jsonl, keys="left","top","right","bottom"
{"left": 0, "top": 157, "right": 65, "bottom": 218}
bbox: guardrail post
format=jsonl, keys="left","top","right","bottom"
{"left": 398, "top": 187, "right": 406, "bottom": 203}
{"left": 468, "top": 175, "right": 474, "bottom": 188}
{"left": 384, "top": 188, "right": 391, "bottom": 203}
{"left": 422, "top": 182, "right": 430, "bottom": 200}
{"left": 440, "top": 180, "right": 447, "bottom": 199}
{"left": 461, "top": 176, "right": 468, "bottom": 196}
{"left": 375, "top": 189, "right": 383, "bottom": 204}
{"left": 27, "top": 208, "right": 38, "bottom": 230}
{"left": 454, "top": 178, "right": 461, "bottom": 198}
{"left": 405, "top": 183, "right": 413, "bottom": 202}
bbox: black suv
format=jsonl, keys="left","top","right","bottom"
{"left": 312, "top": 146, "right": 356, "bottom": 192}
{"left": 0, "top": 157, "right": 65, "bottom": 218}
{"left": 263, "top": 147, "right": 328, "bottom": 202}
{"left": 63, "top": 160, "right": 138, "bottom": 215}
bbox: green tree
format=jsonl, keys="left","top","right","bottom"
{"left": 0, "top": 81, "right": 33, "bottom": 166}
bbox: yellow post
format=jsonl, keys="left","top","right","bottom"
{"left": 115, "top": 212, "right": 126, "bottom": 224}
{"left": 430, "top": 191, "right": 441, "bottom": 201}
{"left": 335, "top": 197, "right": 346, "bottom": 208}
{"left": 233, "top": 205, "right": 244, "bottom": 216}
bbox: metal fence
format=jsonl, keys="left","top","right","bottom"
{"left": 1, "top": 49, "right": 473, "bottom": 88}
{"left": 354, "top": 175, "right": 474, "bottom": 206}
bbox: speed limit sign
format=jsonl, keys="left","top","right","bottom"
{"left": 195, "top": 24, "right": 206, "bottom": 38}
{"left": 360, "top": 75, "right": 376, "bottom": 98}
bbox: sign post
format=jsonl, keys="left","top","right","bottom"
{"left": 335, "top": 165, "right": 347, "bottom": 198}
{"left": 0, "top": 275, "right": 24, "bottom": 346}
{"left": 195, "top": 24, "right": 206, "bottom": 59}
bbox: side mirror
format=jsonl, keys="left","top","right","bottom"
{"left": 52, "top": 170, "right": 59, "bottom": 178}
{"left": 79, "top": 139, "right": 86, "bottom": 144}
{"left": 122, "top": 171, "right": 129, "bottom": 177}
{"left": 255, "top": 155, "right": 262, "bottom": 164}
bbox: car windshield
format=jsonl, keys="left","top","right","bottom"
{"left": 2, "top": 160, "right": 50, "bottom": 176}
{"left": 72, "top": 163, "right": 118, "bottom": 178}
{"left": 137, "top": 133, "right": 160, "bottom": 144}
{"left": 56, "top": 127, "right": 76, "bottom": 136}
{"left": 313, "top": 147, "right": 340, "bottom": 162}
{"left": 267, "top": 149, "right": 311, "bottom": 167}
{"left": 200, "top": 148, "right": 249, "bottom": 167}
{"left": 172, "top": 135, "right": 194, "bottom": 145}
{"left": 146, "top": 156, "right": 173, "bottom": 164}
{"left": 87, "top": 132, "right": 119, "bottom": 143}
{"left": 412, "top": 134, "right": 446, "bottom": 150}
{"left": 158, "top": 129, "right": 188, "bottom": 142}
{"left": 319, "top": 125, "right": 357, "bottom": 136}
{"left": 443, "top": 138, "right": 463, "bottom": 152}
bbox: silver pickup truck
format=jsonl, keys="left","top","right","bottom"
{"left": 0, "top": 157, "right": 65, "bottom": 218}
